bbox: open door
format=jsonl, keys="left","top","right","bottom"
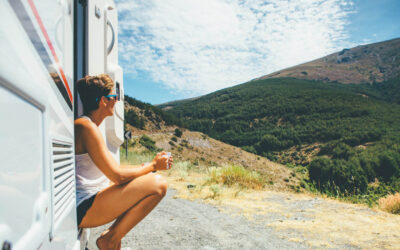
{"left": 85, "top": 0, "right": 124, "bottom": 161}
{"left": 104, "top": 0, "right": 124, "bottom": 160}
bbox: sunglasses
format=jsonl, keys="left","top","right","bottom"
{"left": 96, "top": 94, "right": 118, "bottom": 102}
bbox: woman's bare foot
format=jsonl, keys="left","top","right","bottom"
{"left": 96, "top": 230, "right": 120, "bottom": 250}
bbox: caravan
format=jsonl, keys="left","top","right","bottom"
{"left": 0, "top": 0, "right": 124, "bottom": 249}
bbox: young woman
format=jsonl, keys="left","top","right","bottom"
{"left": 74, "top": 74, "right": 172, "bottom": 249}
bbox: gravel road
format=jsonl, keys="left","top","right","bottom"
{"left": 87, "top": 189, "right": 308, "bottom": 250}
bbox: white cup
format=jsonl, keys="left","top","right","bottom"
{"left": 166, "top": 152, "right": 171, "bottom": 169}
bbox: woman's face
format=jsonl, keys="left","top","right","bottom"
{"left": 104, "top": 91, "right": 117, "bottom": 116}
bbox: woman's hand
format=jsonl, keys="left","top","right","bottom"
{"left": 152, "top": 152, "right": 170, "bottom": 171}
{"left": 167, "top": 155, "right": 174, "bottom": 169}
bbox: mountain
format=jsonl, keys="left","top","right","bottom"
{"left": 160, "top": 77, "right": 400, "bottom": 196}
{"left": 256, "top": 38, "right": 400, "bottom": 84}
{"left": 159, "top": 38, "right": 400, "bottom": 196}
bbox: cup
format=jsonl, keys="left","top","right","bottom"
{"left": 166, "top": 152, "right": 171, "bottom": 169}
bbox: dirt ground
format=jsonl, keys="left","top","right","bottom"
{"left": 88, "top": 189, "right": 308, "bottom": 250}
{"left": 88, "top": 180, "right": 400, "bottom": 249}
{"left": 164, "top": 171, "right": 400, "bottom": 250}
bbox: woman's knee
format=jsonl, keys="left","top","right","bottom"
{"left": 130, "top": 172, "right": 167, "bottom": 197}
{"left": 152, "top": 173, "right": 168, "bottom": 197}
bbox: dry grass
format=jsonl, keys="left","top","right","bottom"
{"left": 120, "top": 149, "right": 155, "bottom": 165}
{"left": 149, "top": 130, "right": 299, "bottom": 191}
{"left": 207, "top": 165, "right": 265, "bottom": 189}
{"left": 163, "top": 161, "right": 259, "bottom": 201}
{"left": 379, "top": 193, "right": 400, "bottom": 214}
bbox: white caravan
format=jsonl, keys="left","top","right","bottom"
{"left": 0, "top": 0, "right": 124, "bottom": 249}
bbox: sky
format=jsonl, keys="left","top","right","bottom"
{"left": 114, "top": 0, "right": 400, "bottom": 105}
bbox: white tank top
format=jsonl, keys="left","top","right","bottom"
{"left": 75, "top": 116, "right": 109, "bottom": 206}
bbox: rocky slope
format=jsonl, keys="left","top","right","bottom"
{"left": 256, "top": 38, "right": 400, "bottom": 84}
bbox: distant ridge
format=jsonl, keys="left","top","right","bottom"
{"left": 256, "top": 38, "right": 400, "bottom": 84}
{"left": 158, "top": 96, "right": 201, "bottom": 106}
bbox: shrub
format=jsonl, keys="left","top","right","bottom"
{"left": 207, "top": 165, "right": 265, "bottom": 189}
{"left": 318, "top": 141, "right": 339, "bottom": 156}
{"left": 331, "top": 158, "right": 368, "bottom": 193}
{"left": 308, "top": 157, "right": 333, "bottom": 184}
{"left": 171, "top": 136, "right": 178, "bottom": 142}
{"left": 332, "top": 143, "right": 354, "bottom": 160}
{"left": 359, "top": 154, "right": 377, "bottom": 182}
{"left": 377, "top": 151, "right": 400, "bottom": 181}
{"left": 341, "top": 136, "right": 360, "bottom": 147}
{"left": 139, "top": 135, "right": 160, "bottom": 152}
{"left": 174, "top": 128, "right": 183, "bottom": 137}
{"left": 379, "top": 193, "right": 400, "bottom": 214}
{"left": 144, "top": 109, "right": 152, "bottom": 118}
{"left": 264, "top": 152, "right": 277, "bottom": 161}
{"left": 242, "top": 145, "right": 257, "bottom": 154}
{"left": 256, "top": 134, "right": 281, "bottom": 152}
{"left": 209, "top": 184, "right": 221, "bottom": 198}
{"left": 308, "top": 157, "right": 368, "bottom": 193}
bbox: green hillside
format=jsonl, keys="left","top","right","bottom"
{"left": 164, "top": 78, "right": 400, "bottom": 150}
{"left": 124, "top": 95, "right": 183, "bottom": 129}
{"left": 162, "top": 77, "right": 400, "bottom": 202}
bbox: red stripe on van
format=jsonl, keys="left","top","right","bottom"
{"left": 27, "top": 0, "right": 73, "bottom": 104}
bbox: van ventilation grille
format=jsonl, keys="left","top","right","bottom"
{"left": 51, "top": 139, "right": 75, "bottom": 225}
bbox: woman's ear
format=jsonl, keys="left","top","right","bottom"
{"left": 98, "top": 96, "right": 106, "bottom": 108}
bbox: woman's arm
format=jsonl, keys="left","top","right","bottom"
{"left": 119, "top": 164, "right": 144, "bottom": 169}
{"left": 81, "top": 122, "right": 168, "bottom": 185}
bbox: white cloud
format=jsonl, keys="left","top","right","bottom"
{"left": 116, "top": 0, "right": 355, "bottom": 96}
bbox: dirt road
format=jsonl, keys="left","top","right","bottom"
{"left": 87, "top": 186, "right": 400, "bottom": 250}
{"left": 87, "top": 189, "right": 308, "bottom": 250}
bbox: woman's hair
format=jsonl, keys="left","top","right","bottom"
{"left": 76, "top": 74, "right": 114, "bottom": 114}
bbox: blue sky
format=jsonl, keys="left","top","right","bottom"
{"left": 115, "top": 0, "right": 400, "bottom": 105}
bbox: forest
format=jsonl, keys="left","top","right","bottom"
{"left": 124, "top": 95, "right": 183, "bottom": 129}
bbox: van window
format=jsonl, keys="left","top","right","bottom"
{"left": 116, "top": 81, "right": 120, "bottom": 101}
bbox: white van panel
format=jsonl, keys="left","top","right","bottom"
{"left": 1, "top": 0, "right": 77, "bottom": 248}
{"left": 0, "top": 4, "right": 51, "bottom": 248}
{"left": 0, "top": 86, "right": 45, "bottom": 247}
{"left": 87, "top": 0, "right": 106, "bottom": 76}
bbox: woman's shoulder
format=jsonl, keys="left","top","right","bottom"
{"left": 75, "top": 117, "right": 97, "bottom": 134}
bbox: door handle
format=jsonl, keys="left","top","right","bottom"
{"left": 107, "top": 19, "right": 115, "bottom": 55}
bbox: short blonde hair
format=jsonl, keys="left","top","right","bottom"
{"left": 76, "top": 74, "right": 114, "bottom": 114}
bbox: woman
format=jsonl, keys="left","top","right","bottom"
{"left": 74, "top": 74, "right": 172, "bottom": 250}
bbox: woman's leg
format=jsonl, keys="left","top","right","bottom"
{"left": 96, "top": 191, "right": 166, "bottom": 249}
{"left": 79, "top": 173, "right": 167, "bottom": 248}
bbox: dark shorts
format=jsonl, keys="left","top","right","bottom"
{"left": 77, "top": 193, "right": 97, "bottom": 227}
